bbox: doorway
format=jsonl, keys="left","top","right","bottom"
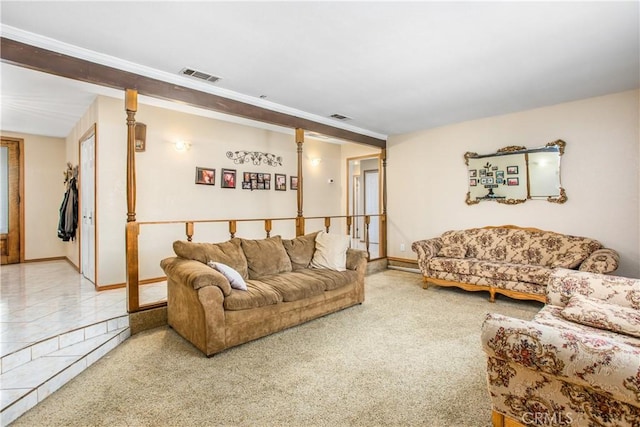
{"left": 1, "top": 138, "right": 23, "bottom": 264}
{"left": 80, "top": 126, "right": 96, "bottom": 284}
{"left": 346, "top": 154, "right": 381, "bottom": 259}
{"left": 364, "top": 169, "right": 380, "bottom": 244}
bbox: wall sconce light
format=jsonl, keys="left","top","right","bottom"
{"left": 135, "top": 123, "right": 146, "bottom": 152}
{"left": 311, "top": 158, "right": 322, "bottom": 166}
{"left": 174, "top": 140, "right": 191, "bottom": 152}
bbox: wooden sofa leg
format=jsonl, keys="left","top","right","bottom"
{"left": 492, "top": 410, "right": 505, "bottom": 427}
{"left": 489, "top": 288, "right": 496, "bottom": 303}
{"left": 492, "top": 410, "right": 525, "bottom": 427}
{"left": 422, "top": 277, "right": 429, "bottom": 289}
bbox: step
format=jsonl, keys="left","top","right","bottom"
{"left": 0, "top": 316, "right": 130, "bottom": 427}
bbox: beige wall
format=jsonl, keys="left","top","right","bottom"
{"left": 64, "top": 98, "right": 99, "bottom": 269}
{"left": 12, "top": 89, "right": 638, "bottom": 282}
{"left": 1, "top": 131, "right": 67, "bottom": 260}
{"left": 387, "top": 89, "right": 640, "bottom": 278}
{"left": 92, "top": 96, "right": 348, "bottom": 285}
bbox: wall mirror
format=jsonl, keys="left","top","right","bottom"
{"left": 464, "top": 139, "right": 566, "bottom": 205}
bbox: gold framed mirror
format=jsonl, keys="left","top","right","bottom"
{"left": 465, "top": 139, "right": 567, "bottom": 205}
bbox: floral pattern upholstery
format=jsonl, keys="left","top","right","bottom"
{"left": 561, "top": 294, "right": 640, "bottom": 339}
{"left": 412, "top": 227, "right": 619, "bottom": 301}
{"left": 481, "top": 269, "right": 640, "bottom": 426}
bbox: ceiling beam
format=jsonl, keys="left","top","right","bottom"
{"left": 0, "top": 37, "right": 386, "bottom": 148}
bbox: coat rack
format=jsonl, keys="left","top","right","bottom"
{"left": 63, "top": 162, "right": 79, "bottom": 186}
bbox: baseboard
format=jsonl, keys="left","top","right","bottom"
{"left": 95, "top": 276, "right": 166, "bottom": 291}
{"left": 21, "top": 256, "right": 67, "bottom": 263}
{"left": 96, "top": 283, "right": 125, "bottom": 291}
{"left": 64, "top": 256, "right": 80, "bottom": 271}
{"left": 387, "top": 257, "right": 418, "bottom": 268}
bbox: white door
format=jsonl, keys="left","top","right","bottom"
{"left": 81, "top": 133, "right": 96, "bottom": 284}
{"left": 364, "top": 170, "right": 379, "bottom": 244}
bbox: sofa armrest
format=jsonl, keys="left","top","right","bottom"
{"left": 346, "top": 248, "right": 368, "bottom": 271}
{"left": 547, "top": 268, "right": 640, "bottom": 309}
{"left": 481, "top": 313, "right": 640, "bottom": 407}
{"left": 411, "top": 238, "right": 443, "bottom": 275}
{"left": 579, "top": 248, "right": 620, "bottom": 274}
{"left": 160, "top": 257, "right": 232, "bottom": 296}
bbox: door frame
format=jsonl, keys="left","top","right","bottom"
{"left": 346, "top": 153, "right": 382, "bottom": 257}
{"left": 363, "top": 168, "right": 380, "bottom": 245}
{"left": 79, "top": 125, "right": 98, "bottom": 286}
{"left": 1, "top": 137, "right": 25, "bottom": 264}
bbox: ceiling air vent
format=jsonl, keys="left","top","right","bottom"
{"left": 180, "top": 68, "right": 221, "bottom": 83}
{"left": 330, "top": 113, "right": 351, "bottom": 121}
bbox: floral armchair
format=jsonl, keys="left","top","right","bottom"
{"left": 481, "top": 269, "right": 640, "bottom": 426}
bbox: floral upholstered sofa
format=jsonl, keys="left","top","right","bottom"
{"left": 481, "top": 269, "right": 640, "bottom": 427}
{"left": 412, "top": 225, "right": 619, "bottom": 303}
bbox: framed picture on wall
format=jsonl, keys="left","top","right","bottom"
{"left": 290, "top": 176, "right": 298, "bottom": 190}
{"left": 195, "top": 167, "right": 215, "bottom": 185}
{"left": 275, "top": 174, "right": 286, "bottom": 191}
{"left": 507, "top": 177, "right": 519, "bottom": 186}
{"left": 469, "top": 170, "right": 477, "bottom": 178}
{"left": 507, "top": 166, "right": 519, "bottom": 175}
{"left": 221, "top": 168, "right": 236, "bottom": 188}
{"left": 469, "top": 179, "right": 477, "bottom": 187}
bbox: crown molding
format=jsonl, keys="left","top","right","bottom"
{"left": 0, "top": 25, "right": 387, "bottom": 142}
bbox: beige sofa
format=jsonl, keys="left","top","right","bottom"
{"left": 481, "top": 269, "right": 640, "bottom": 427}
{"left": 160, "top": 232, "right": 367, "bottom": 356}
{"left": 412, "top": 225, "right": 619, "bottom": 303}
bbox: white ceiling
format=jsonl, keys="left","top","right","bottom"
{"left": 1, "top": 1, "right": 638, "bottom": 141}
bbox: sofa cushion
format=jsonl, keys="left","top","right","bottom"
{"left": 223, "top": 280, "right": 283, "bottom": 311}
{"left": 240, "top": 236, "right": 292, "bottom": 279}
{"left": 295, "top": 268, "right": 359, "bottom": 291}
{"left": 282, "top": 231, "right": 319, "bottom": 270}
{"left": 560, "top": 294, "right": 640, "bottom": 338}
{"left": 534, "top": 305, "right": 640, "bottom": 349}
{"left": 310, "top": 231, "right": 350, "bottom": 271}
{"left": 428, "top": 258, "right": 551, "bottom": 286}
{"left": 550, "top": 252, "right": 586, "bottom": 269}
{"left": 437, "top": 243, "right": 467, "bottom": 258}
{"left": 208, "top": 261, "right": 247, "bottom": 291}
{"left": 173, "top": 238, "right": 249, "bottom": 279}
{"left": 254, "top": 271, "right": 327, "bottom": 302}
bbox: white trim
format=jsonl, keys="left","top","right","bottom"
{"left": 1, "top": 26, "right": 388, "bottom": 141}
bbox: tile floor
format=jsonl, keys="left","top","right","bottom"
{"left": 0, "top": 260, "right": 166, "bottom": 358}
{"left": 1, "top": 260, "right": 167, "bottom": 426}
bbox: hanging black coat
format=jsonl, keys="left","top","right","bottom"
{"left": 57, "top": 177, "right": 78, "bottom": 241}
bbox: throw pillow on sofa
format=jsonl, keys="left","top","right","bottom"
{"left": 240, "top": 235, "right": 293, "bottom": 279}
{"left": 173, "top": 238, "right": 249, "bottom": 279}
{"left": 560, "top": 294, "right": 640, "bottom": 338}
{"left": 282, "top": 231, "right": 319, "bottom": 270}
{"left": 207, "top": 261, "right": 247, "bottom": 291}
{"left": 310, "top": 231, "right": 350, "bottom": 271}
{"left": 550, "top": 252, "right": 586, "bottom": 269}
{"left": 437, "top": 243, "right": 467, "bottom": 258}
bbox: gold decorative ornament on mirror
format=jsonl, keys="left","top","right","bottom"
{"left": 465, "top": 140, "right": 566, "bottom": 205}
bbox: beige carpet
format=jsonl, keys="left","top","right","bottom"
{"left": 13, "top": 270, "right": 542, "bottom": 427}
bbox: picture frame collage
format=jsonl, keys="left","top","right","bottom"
{"left": 195, "top": 166, "right": 297, "bottom": 191}
{"left": 469, "top": 165, "right": 519, "bottom": 188}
